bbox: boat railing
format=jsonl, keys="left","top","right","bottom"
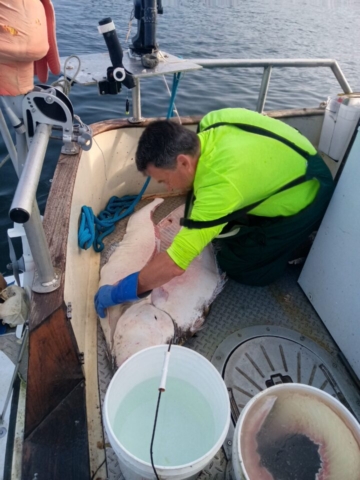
{"left": 0, "top": 87, "right": 92, "bottom": 294}
{"left": 129, "top": 57, "right": 352, "bottom": 121}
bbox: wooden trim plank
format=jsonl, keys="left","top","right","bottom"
{"left": 22, "top": 382, "right": 90, "bottom": 480}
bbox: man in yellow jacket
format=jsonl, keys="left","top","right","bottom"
{"left": 95, "top": 108, "right": 334, "bottom": 316}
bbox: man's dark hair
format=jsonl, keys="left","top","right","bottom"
{"left": 135, "top": 120, "right": 199, "bottom": 172}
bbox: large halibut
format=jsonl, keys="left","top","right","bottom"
{"left": 99, "top": 199, "right": 225, "bottom": 367}
{"left": 99, "top": 198, "right": 163, "bottom": 350}
{"left": 152, "top": 204, "right": 223, "bottom": 339}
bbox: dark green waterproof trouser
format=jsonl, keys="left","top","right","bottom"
{"left": 215, "top": 154, "right": 334, "bottom": 286}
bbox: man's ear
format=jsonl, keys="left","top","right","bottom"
{"left": 177, "top": 154, "right": 192, "bottom": 171}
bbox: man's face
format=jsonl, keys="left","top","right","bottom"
{"left": 145, "top": 156, "right": 196, "bottom": 192}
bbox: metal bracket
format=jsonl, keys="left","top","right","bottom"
{"left": 61, "top": 141, "right": 80, "bottom": 155}
{"left": 32, "top": 267, "right": 62, "bottom": 294}
{"left": 22, "top": 85, "right": 92, "bottom": 154}
{"left": 66, "top": 302, "right": 73, "bottom": 320}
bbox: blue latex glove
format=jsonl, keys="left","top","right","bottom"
{"left": 94, "top": 272, "right": 150, "bottom": 318}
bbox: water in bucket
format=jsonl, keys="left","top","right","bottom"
{"left": 105, "top": 346, "right": 230, "bottom": 479}
{"left": 113, "top": 376, "right": 216, "bottom": 466}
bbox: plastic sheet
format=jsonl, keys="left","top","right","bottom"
{"left": 0, "top": 286, "right": 29, "bottom": 327}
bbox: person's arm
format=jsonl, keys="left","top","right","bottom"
{"left": 137, "top": 251, "right": 185, "bottom": 294}
{"left": 94, "top": 251, "right": 184, "bottom": 317}
{"left": 34, "top": 0, "right": 61, "bottom": 82}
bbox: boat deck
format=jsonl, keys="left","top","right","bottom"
{"left": 98, "top": 196, "right": 360, "bottom": 480}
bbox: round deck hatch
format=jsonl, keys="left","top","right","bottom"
{"left": 212, "top": 326, "right": 353, "bottom": 424}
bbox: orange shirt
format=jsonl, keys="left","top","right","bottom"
{"left": 0, "top": 0, "right": 60, "bottom": 95}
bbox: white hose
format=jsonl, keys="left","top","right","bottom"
{"left": 159, "top": 350, "right": 171, "bottom": 391}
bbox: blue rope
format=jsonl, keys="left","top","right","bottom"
{"left": 167, "top": 72, "right": 182, "bottom": 119}
{"left": 78, "top": 177, "right": 150, "bottom": 252}
{"left": 78, "top": 72, "right": 182, "bottom": 252}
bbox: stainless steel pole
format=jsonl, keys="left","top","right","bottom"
{"left": 189, "top": 58, "right": 353, "bottom": 95}
{"left": 129, "top": 77, "right": 143, "bottom": 123}
{"left": 3, "top": 99, "right": 61, "bottom": 293}
{"left": 16, "top": 131, "right": 28, "bottom": 175}
{"left": 256, "top": 66, "right": 272, "bottom": 113}
{"left": 23, "top": 202, "right": 60, "bottom": 292}
{"left": 331, "top": 61, "right": 353, "bottom": 94}
{"left": 9, "top": 124, "right": 51, "bottom": 224}
{"left": 189, "top": 58, "right": 340, "bottom": 68}
{"left": 13, "top": 123, "right": 61, "bottom": 292}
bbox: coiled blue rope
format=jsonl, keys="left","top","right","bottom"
{"left": 78, "top": 72, "right": 182, "bottom": 252}
{"left": 78, "top": 177, "right": 150, "bottom": 252}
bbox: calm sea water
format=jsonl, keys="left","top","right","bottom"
{"left": 0, "top": 0, "right": 360, "bottom": 275}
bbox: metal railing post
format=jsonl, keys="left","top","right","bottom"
{"left": 8, "top": 118, "right": 61, "bottom": 293}
{"left": 16, "top": 131, "right": 28, "bottom": 175}
{"left": 10, "top": 124, "right": 51, "bottom": 224}
{"left": 189, "top": 58, "right": 353, "bottom": 105}
{"left": 23, "top": 203, "right": 61, "bottom": 293}
{"left": 331, "top": 61, "right": 352, "bottom": 94}
{"left": 129, "top": 77, "right": 144, "bottom": 123}
{"left": 256, "top": 66, "right": 272, "bottom": 113}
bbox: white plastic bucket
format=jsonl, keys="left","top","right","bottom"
{"left": 104, "top": 345, "right": 230, "bottom": 480}
{"left": 231, "top": 383, "right": 360, "bottom": 480}
{"left": 318, "top": 95, "right": 360, "bottom": 161}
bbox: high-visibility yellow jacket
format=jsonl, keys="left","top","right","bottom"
{"left": 167, "top": 108, "right": 319, "bottom": 270}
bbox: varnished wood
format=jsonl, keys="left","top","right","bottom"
{"left": 25, "top": 142, "right": 90, "bottom": 476}
{"left": 30, "top": 152, "right": 82, "bottom": 330}
{"left": 25, "top": 305, "right": 84, "bottom": 436}
{"left": 22, "top": 382, "right": 90, "bottom": 480}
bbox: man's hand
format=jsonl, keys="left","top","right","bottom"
{"left": 94, "top": 285, "right": 116, "bottom": 318}
{"left": 95, "top": 253, "right": 185, "bottom": 317}
{"left": 94, "top": 271, "right": 149, "bottom": 318}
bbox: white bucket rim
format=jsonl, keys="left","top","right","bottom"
{"left": 104, "top": 344, "right": 231, "bottom": 471}
{"left": 235, "top": 383, "right": 360, "bottom": 479}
